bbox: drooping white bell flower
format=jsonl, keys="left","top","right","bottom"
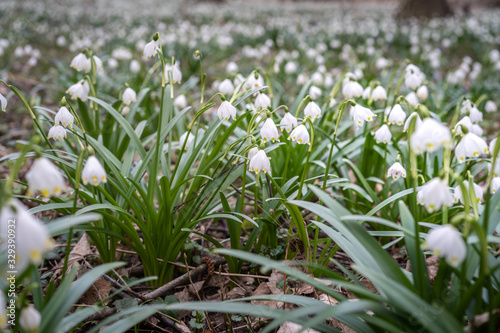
{"left": 405, "top": 91, "right": 419, "bottom": 107}
{"left": 0, "top": 92, "right": 7, "bottom": 111}
{"left": 418, "top": 177, "right": 453, "bottom": 213}
{"left": 54, "top": 106, "right": 74, "bottom": 127}
{"left": 352, "top": 104, "right": 376, "bottom": 130}
{"left": 410, "top": 118, "right": 452, "bottom": 154}
{"left": 226, "top": 61, "right": 238, "bottom": 73}
{"left": 342, "top": 81, "right": 363, "bottom": 99}
{"left": 471, "top": 124, "right": 483, "bottom": 137}
{"left": 20, "top": 305, "right": 41, "bottom": 333}
{"left": 423, "top": 224, "right": 466, "bottom": 267}
{"left": 454, "top": 116, "right": 473, "bottom": 136}
{"left": 371, "top": 86, "right": 387, "bottom": 101}
{"left": 164, "top": 63, "right": 182, "bottom": 84}
{"left": 453, "top": 181, "right": 483, "bottom": 204}
{"left": 374, "top": 125, "right": 392, "bottom": 144}
{"left": 48, "top": 125, "right": 67, "bottom": 141}
{"left": 280, "top": 112, "right": 298, "bottom": 133}
{"left": 260, "top": 118, "right": 280, "bottom": 143}
{"left": 416, "top": 85, "right": 428, "bottom": 101}
{"left": 455, "top": 133, "right": 489, "bottom": 163}
{"left": 255, "top": 93, "right": 271, "bottom": 109}
{"left": 82, "top": 156, "right": 107, "bottom": 186}
{"left": 248, "top": 149, "right": 271, "bottom": 174}
{"left": 174, "top": 94, "right": 188, "bottom": 109}
{"left": 309, "top": 85, "right": 322, "bottom": 100}
{"left": 218, "top": 79, "right": 235, "bottom": 95}
{"left": 387, "top": 162, "right": 406, "bottom": 180}
{"left": 179, "top": 131, "right": 195, "bottom": 150}
{"left": 0, "top": 199, "right": 53, "bottom": 274}
{"left": 491, "top": 177, "right": 500, "bottom": 194}
{"left": 284, "top": 61, "right": 297, "bottom": 74}
{"left": 247, "top": 147, "right": 259, "bottom": 161}
{"left": 245, "top": 72, "right": 264, "bottom": 90}
{"left": 122, "top": 87, "right": 137, "bottom": 106}
{"left": 362, "top": 87, "right": 371, "bottom": 100}
{"left": 217, "top": 101, "right": 237, "bottom": 121}
{"left": 388, "top": 104, "right": 406, "bottom": 125}
{"left": 25, "top": 158, "right": 65, "bottom": 197}
{"left": 403, "top": 112, "right": 422, "bottom": 132}
{"left": 489, "top": 159, "right": 500, "bottom": 177}
{"left": 66, "top": 80, "right": 90, "bottom": 101}
{"left": 93, "top": 55, "right": 103, "bottom": 72}
{"left": 404, "top": 64, "right": 425, "bottom": 89}
{"left": 143, "top": 39, "right": 159, "bottom": 59}
{"left": 490, "top": 138, "right": 498, "bottom": 156}
{"left": 485, "top": 100, "right": 497, "bottom": 113}
{"left": 288, "top": 124, "right": 310, "bottom": 145}
{"left": 70, "top": 53, "right": 91, "bottom": 72}
{"left": 130, "top": 59, "right": 141, "bottom": 73}
{"left": 469, "top": 106, "right": 483, "bottom": 124}
{"left": 304, "top": 101, "right": 322, "bottom": 120}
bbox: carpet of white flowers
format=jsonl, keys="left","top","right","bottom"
{"left": 1, "top": 0, "right": 500, "bottom": 332}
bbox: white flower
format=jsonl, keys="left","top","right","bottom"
{"left": 82, "top": 156, "right": 107, "bottom": 186}
{"left": 54, "top": 106, "right": 74, "bottom": 128}
{"left": 25, "top": 158, "right": 65, "bottom": 197}
{"left": 311, "top": 72, "right": 323, "bottom": 86}
{"left": 0, "top": 199, "right": 53, "bottom": 274}
{"left": 371, "top": 86, "right": 387, "bottom": 101}
{"left": 454, "top": 117, "right": 473, "bottom": 136}
{"left": 453, "top": 181, "right": 483, "bottom": 204}
{"left": 455, "top": 133, "right": 489, "bottom": 163}
{"left": 0, "top": 92, "right": 7, "bottom": 111}
{"left": 249, "top": 149, "right": 271, "bottom": 173}
{"left": 418, "top": 177, "right": 453, "bottom": 213}
{"left": 403, "top": 112, "right": 422, "bottom": 132}
{"left": 280, "top": 113, "right": 298, "bottom": 133}
{"left": 309, "top": 85, "right": 322, "bottom": 100}
{"left": 304, "top": 101, "right": 321, "bottom": 120}
{"left": 405, "top": 92, "right": 419, "bottom": 107}
{"left": 66, "top": 80, "right": 90, "bottom": 101}
{"left": 342, "top": 81, "right": 363, "bottom": 99}
{"left": 218, "top": 79, "right": 235, "bottom": 95}
{"left": 485, "top": 100, "right": 497, "bottom": 113}
{"left": 374, "top": 125, "right": 392, "bottom": 144}
{"left": 491, "top": 177, "right": 500, "bottom": 194}
{"left": 143, "top": 39, "right": 159, "bottom": 59}
{"left": 388, "top": 104, "right": 406, "bottom": 125}
{"left": 404, "top": 64, "right": 425, "bottom": 89}
{"left": 179, "top": 131, "right": 195, "bottom": 149}
{"left": 226, "top": 61, "right": 238, "bottom": 73}
{"left": 284, "top": 61, "right": 297, "bottom": 74}
{"left": 245, "top": 72, "right": 264, "bottom": 90}
{"left": 260, "top": 118, "right": 280, "bottom": 143}
{"left": 490, "top": 160, "right": 500, "bottom": 177}
{"left": 48, "top": 125, "right": 67, "bottom": 141}
{"left": 490, "top": 138, "right": 498, "bottom": 156}
{"left": 217, "top": 101, "right": 237, "bottom": 121}
{"left": 288, "top": 124, "right": 310, "bottom": 145}
{"left": 93, "top": 55, "right": 103, "bottom": 72}
{"left": 122, "top": 87, "right": 137, "bottom": 106}
{"left": 174, "top": 94, "right": 188, "bottom": 109}
{"left": 469, "top": 107, "right": 483, "bottom": 124}
{"left": 20, "top": 305, "right": 41, "bottom": 333}
{"left": 362, "top": 87, "right": 371, "bottom": 100}
{"left": 255, "top": 93, "right": 271, "bottom": 109}
{"left": 130, "top": 59, "right": 140, "bottom": 73}
{"left": 410, "top": 118, "right": 452, "bottom": 154}
{"left": 471, "top": 124, "right": 484, "bottom": 137}
{"left": 387, "top": 162, "right": 406, "bottom": 180}
{"left": 416, "top": 85, "right": 428, "bottom": 101}
{"left": 165, "top": 63, "right": 182, "bottom": 84}
{"left": 423, "top": 225, "right": 466, "bottom": 267}
{"left": 70, "top": 53, "right": 91, "bottom": 72}
{"left": 352, "top": 104, "right": 376, "bottom": 130}
{"left": 247, "top": 147, "right": 259, "bottom": 161}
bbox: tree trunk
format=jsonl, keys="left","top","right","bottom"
{"left": 398, "top": 0, "right": 453, "bottom": 19}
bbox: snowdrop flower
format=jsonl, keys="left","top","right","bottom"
{"left": 491, "top": 177, "right": 500, "bottom": 194}
{"left": 218, "top": 79, "right": 235, "bottom": 95}
{"left": 284, "top": 61, "right": 297, "bottom": 74}
{"left": 416, "top": 85, "right": 428, "bottom": 101}
{"left": 179, "top": 131, "right": 195, "bottom": 149}
{"left": 342, "top": 81, "right": 363, "bottom": 99}
{"left": 304, "top": 101, "right": 321, "bottom": 120}
{"left": 82, "top": 156, "right": 107, "bottom": 186}
{"left": 423, "top": 225, "right": 466, "bottom": 267}
{"left": 20, "top": 305, "right": 41, "bottom": 333}
{"left": 66, "top": 80, "right": 90, "bottom": 101}
{"left": 453, "top": 181, "right": 483, "bottom": 204}
{"left": 217, "top": 101, "right": 237, "bottom": 121}
{"left": 485, "top": 100, "right": 497, "bottom": 113}
{"left": 405, "top": 92, "right": 419, "bottom": 107}
{"left": 247, "top": 147, "right": 259, "bottom": 161}
{"left": 165, "top": 63, "right": 182, "bottom": 84}
{"left": 371, "top": 86, "right": 387, "bottom": 101}
{"left": 309, "top": 86, "right": 322, "bottom": 100}
{"left": 48, "top": 125, "right": 67, "bottom": 141}
{"left": 388, "top": 104, "right": 406, "bottom": 125}
{"left": 403, "top": 112, "right": 422, "bottom": 132}
{"left": 404, "top": 64, "right": 424, "bottom": 89}
{"left": 0, "top": 199, "right": 53, "bottom": 274}
{"left": 122, "top": 87, "right": 137, "bottom": 106}
{"left": 255, "top": 93, "right": 271, "bottom": 109}
{"left": 352, "top": 104, "right": 376, "bottom": 130}
{"left": 25, "top": 158, "right": 65, "bottom": 197}
{"left": 260, "top": 118, "right": 280, "bottom": 143}
{"left": 454, "top": 117, "right": 473, "bottom": 136}
{"left": 374, "top": 125, "right": 392, "bottom": 144}
{"left": 248, "top": 149, "right": 270, "bottom": 173}
{"left": 455, "top": 133, "right": 488, "bottom": 163}
{"left": 174, "top": 94, "right": 188, "bottom": 109}
{"left": 0, "top": 93, "right": 7, "bottom": 111}
{"left": 387, "top": 162, "right": 406, "bottom": 180}
{"left": 70, "top": 53, "right": 91, "bottom": 72}
{"left": 418, "top": 178, "right": 453, "bottom": 212}
{"left": 288, "top": 124, "right": 310, "bottom": 145}
{"left": 410, "top": 118, "right": 452, "bottom": 154}
{"left": 280, "top": 112, "right": 298, "bottom": 133}
{"left": 143, "top": 39, "right": 159, "bottom": 59}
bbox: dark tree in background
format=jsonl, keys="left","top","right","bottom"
{"left": 398, "top": 0, "right": 454, "bottom": 19}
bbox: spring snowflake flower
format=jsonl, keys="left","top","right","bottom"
{"left": 387, "top": 162, "right": 406, "bottom": 180}
{"left": 93, "top": 55, "right": 103, "bottom": 72}
{"left": 66, "top": 80, "right": 90, "bottom": 101}
{"left": 247, "top": 147, "right": 259, "bottom": 161}
{"left": 491, "top": 177, "right": 500, "bottom": 194}
{"left": 218, "top": 79, "right": 235, "bottom": 95}
{"left": 280, "top": 112, "right": 298, "bottom": 133}
{"left": 309, "top": 85, "right": 322, "bottom": 100}
{"left": 485, "top": 100, "right": 497, "bottom": 113}
{"left": 418, "top": 178, "right": 453, "bottom": 213}
{"left": 260, "top": 118, "right": 280, "bottom": 143}
{"left": 490, "top": 138, "right": 498, "bottom": 155}
{"left": 453, "top": 181, "right": 483, "bottom": 204}
{"left": 217, "top": 101, "right": 237, "bottom": 121}
{"left": 374, "top": 125, "right": 392, "bottom": 144}
{"left": 410, "top": 118, "right": 452, "bottom": 154}
{"left": 20, "top": 305, "right": 41, "bottom": 333}
{"left": 255, "top": 93, "right": 271, "bottom": 109}
{"left": 352, "top": 104, "right": 376, "bottom": 130}
{"left": 404, "top": 64, "right": 425, "bottom": 89}
{"left": 388, "top": 104, "right": 406, "bottom": 125}
{"left": 130, "top": 59, "right": 140, "bottom": 73}
{"left": 304, "top": 101, "right": 321, "bottom": 120}
{"left": 25, "top": 158, "right": 65, "bottom": 197}
{"left": 372, "top": 86, "right": 387, "bottom": 101}
{"left": 54, "top": 106, "right": 74, "bottom": 127}
{"left": 248, "top": 149, "right": 270, "bottom": 173}
{"left": 423, "top": 225, "right": 466, "bottom": 267}
{"left": 174, "top": 94, "right": 188, "bottom": 109}
{"left": 70, "top": 53, "right": 91, "bottom": 72}
{"left": 0, "top": 199, "right": 53, "bottom": 274}
{"left": 143, "top": 39, "right": 159, "bottom": 59}
{"left": 245, "top": 72, "right": 264, "bottom": 90}
{"left": 403, "top": 112, "right": 422, "bottom": 132}
{"left": 48, "top": 125, "right": 67, "bottom": 141}
{"left": 0, "top": 93, "right": 7, "bottom": 111}
{"left": 179, "top": 131, "right": 195, "bottom": 149}
{"left": 342, "top": 80, "right": 363, "bottom": 99}
{"left": 82, "top": 156, "right": 107, "bottom": 186}
{"left": 405, "top": 92, "right": 419, "bottom": 107}
{"left": 454, "top": 117, "right": 473, "bottom": 136}
{"left": 362, "top": 87, "right": 371, "bottom": 100}
{"left": 226, "top": 61, "right": 238, "bottom": 73}
{"left": 416, "top": 85, "right": 428, "bottom": 101}
{"left": 165, "top": 63, "right": 182, "bottom": 84}
{"left": 284, "top": 61, "right": 297, "bottom": 74}
{"left": 455, "top": 133, "right": 488, "bottom": 163}
{"left": 122, "top": 87, "right": 137, "bottom": 106}
{"left": 469, "top": 107, "right": 483, "bottom": 124}
{"left": 288, "top": 124, "right": 310, "bottom": 145}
